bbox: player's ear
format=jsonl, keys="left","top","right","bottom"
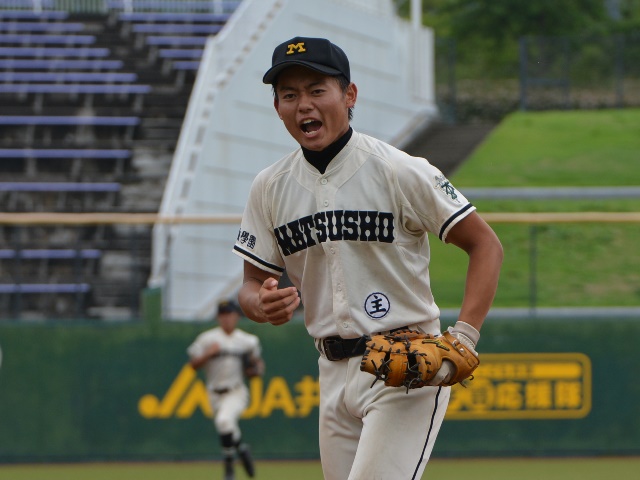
{"left": 345, "top": 82, "right": 357, "bottom": 109}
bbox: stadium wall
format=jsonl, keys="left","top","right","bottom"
{"left": 0, "top": 303, "right": 639, "bottom": 461}
{"left": 150, "top": 0, "right": 438, "bottom": 321}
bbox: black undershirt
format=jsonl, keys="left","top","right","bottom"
{"left": 301, "top": 127, "right": 353, "bottom": 174}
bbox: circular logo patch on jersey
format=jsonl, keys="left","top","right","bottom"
{"left": 364, "top": 292, "right": 390, "bottom": 319}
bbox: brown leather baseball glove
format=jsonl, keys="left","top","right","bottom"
{"left": 359, "top": 328, "right": 479, "bottom": 392}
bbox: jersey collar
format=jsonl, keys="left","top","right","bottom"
{"left": 301, "top": 127, "right": 353, "bottom": 174}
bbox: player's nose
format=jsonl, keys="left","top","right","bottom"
{"left": 297, "top": 93, "right": 313, "bottom": 111}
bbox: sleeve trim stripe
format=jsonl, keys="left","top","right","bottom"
{"left": 439, "top": 203, "right": 474, "bottom": 241}
{"left": 233, "top": 245, "right": 285, "bottom": 273}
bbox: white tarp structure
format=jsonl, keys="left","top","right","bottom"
{"left": 150, "top": 0, "right": 436, "bottom": 320}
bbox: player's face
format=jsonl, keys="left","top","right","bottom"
{"left": 218, "top": 311, "right": 239, "bottom": 334}
{"left": 274, "top": 66, "right": 357, "bottom": 151}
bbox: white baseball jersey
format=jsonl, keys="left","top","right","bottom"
{"left": 234, "top": 131, "right": 474, "bottom": 339}
{"left": 187, "top": 327, "right": 261, "bottom": 391}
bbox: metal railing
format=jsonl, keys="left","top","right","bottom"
{"left": 1, "top": 211, "right": 639, "bottom": 321}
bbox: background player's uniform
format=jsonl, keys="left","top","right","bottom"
{"left": 233, "top": 130, "right": 475, "bottom": 479}
{"left": 187, "top": 327, "right": 261, "bottom": 449}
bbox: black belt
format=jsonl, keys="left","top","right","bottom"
{"left": 320, "top": 336, "right": 368, "bottom": 361}
{"left": 213, "top": 385, "right": 240, "bottom": 395}
{"left": 319, "top": 326, "right": 410, "bottom": 362}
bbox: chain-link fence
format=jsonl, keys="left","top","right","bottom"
{"left": 437, "top": 31, "right": 640, "bottom": 124}
{"left": 520, "top": 32, "right": 640, "bottom": 111}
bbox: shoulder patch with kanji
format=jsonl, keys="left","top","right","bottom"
{"left": 434, "top": 174, "right": 461, "bottom": 204}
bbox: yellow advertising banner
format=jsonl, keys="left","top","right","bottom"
{"left": 139, "top": 352, "right": 591, "bottom": 422}
{"left": 138, "top": 366, "right": 320, "bottom": 420}
{"left": 446, "top": 352, "right": 592, "bottom": 420}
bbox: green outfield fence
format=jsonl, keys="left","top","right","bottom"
{"left": 0, "top": 289, "right": 639, "bottom": 462}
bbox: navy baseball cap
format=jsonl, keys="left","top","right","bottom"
{"left": 217, "top": 299, "right": 241, "bottom": 315}
{"left": 262, "top": 36, "right": 350, "bottom": 84}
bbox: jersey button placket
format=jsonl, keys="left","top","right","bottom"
{"left": 331, "top": 249, "right": 351, "bottom": 335}
{"left": 316, "top": 177, "right": 352, "bottom": 334}
{"left": 317, "top": 177, "right": 329, "bottom": 211}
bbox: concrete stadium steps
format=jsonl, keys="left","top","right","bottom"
{"left": 403, "top": 123, "right": 497, "bottom": 176}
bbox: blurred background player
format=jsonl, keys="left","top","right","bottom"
{"left": 187, "top": 299, "right": 264, "bottom": 480}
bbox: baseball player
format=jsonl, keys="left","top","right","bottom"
{"left": 234, "top": 37, "right": 503, "bottom": 479}
{"left": 187, "top": 299, "right": 264, "bottom": 480}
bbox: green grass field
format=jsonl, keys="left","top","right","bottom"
{"left": 1, "top": 457, "right": 639, "bottom": 480}
{"left": 429, "top": 108, "right": 640, "bottom": 308}
{"left": 451, "top": 109, "right": 640, "bottom": 187}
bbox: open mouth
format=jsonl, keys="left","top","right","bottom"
{"left": 301, "top": 119, "right": 322, "bottom": 135}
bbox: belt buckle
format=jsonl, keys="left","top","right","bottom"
{"left": 322, "top": 337, "right": 340, "bottom": 362}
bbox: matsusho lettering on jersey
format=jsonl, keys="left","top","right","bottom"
{"left": 272, "top": 209, "right": 395, "bottom": 256}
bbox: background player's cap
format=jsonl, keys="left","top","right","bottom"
{"left": 217, "top": 299, "right": 242, "bottom": 315}
{"left": 263, "top": 36, "right": 350, "bottom": 84}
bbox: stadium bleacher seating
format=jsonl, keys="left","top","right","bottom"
{"left": 0, "top": 283, "right": 90, "bottom": 294}
{"left": 0, "top": 46, "right": 110, "bottom": 57}
{"left": 145, "top": 35, "right": 207, "bottom": 46}
{"left": 118, "top": 12, "right": 231, "bottom": 22}
{"left": 0, "top": 0, "right": 56, "bottom": 7}
{"left": 0, "top": 115, "right": 140, "bottom": 146}
{"left": 0, "top": 148, "right": 131, "bottom": 159}
{"left": 0, "top": 84, "right": 151, "bottom": 113}
{"left": 105, "top": 0, "right": 240, "bottom": 12}
{"left": 0, "top": 149, "right": 131, "bottom": 177}
{"left": 0, "top": 10, "right": 68, "bottom": 20}
{"left": 0, "top": 182, "right": 122, "bottom": 192}
{"left": 0, "top": 115, "right": 140, "bottom": 126}
{"left": 0, "top": 148, "right": 131, "bottom": 179}
{"left": 0, "top": 34, "right": 96, "bottom": 45}
{"left": 0, "top": 282, "right": 91, "bottom": 319}
{"left": 0, "top": 0, "right": 239, "bottom": 319}
{"left": 0, "top": 182, "right": 121, "bottom": 214}
{"left": 130, "top": 23, "right": 222, "bottom": 34}
{"left": 172, "top": 60, "right": 200, "bottom": 70}
{"left": 0, "top": 84, "right": 151, "bottom": 94}
{"left": 0, "top": 72, "right": 137, "bottom": 81}
{"left": 0, "top": 21, "right": 85, "bottom": 32}
{"left": 1, "top": 148, "right": 131, "bottom": 174}
{"left": 0, "top": 249, "right": 101, "bottom": 259}
{"left": 157, "top": 48, "right": 203, "bottom": 59}
{"left": 0, "top": 59, "right": 123, "bottom": 69}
